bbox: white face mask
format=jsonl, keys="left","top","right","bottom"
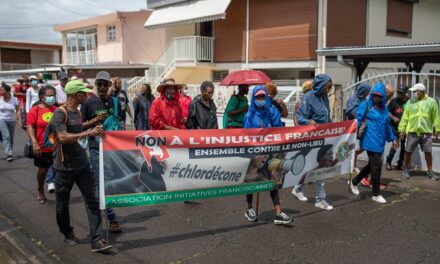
{"left": 183, "top": 89, "right": 189, "bottom": 96}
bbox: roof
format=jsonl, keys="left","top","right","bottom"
{"left": 144, "top": 0, "right": 231, "bottom": 29}
{"left": 0, "top": 40, "right": 62, "bottom": 50}
{"left": 53, "top": 10, "right": 150, "bottom": 32}
{"left": 316, "top": 43, "right": 440, "bottom": 63}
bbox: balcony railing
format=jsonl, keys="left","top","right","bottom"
{"left": 1, "top": 63, "right": 40, "bottom": 71}
{"left": 66, "top": 51, "right": 98, "bottom": 65}
{"left": 146, "top": 36, "right": 214, "bottom": 88}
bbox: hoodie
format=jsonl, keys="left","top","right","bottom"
{"left": 345, "top": 82, "right": 371, "bottom": 120}
{"left": 149, "top": 87, "right": 186, "bottom": 130}
{"left": 296, "top": 74, "right": 332, "bottom": 125}
{"left": 243, "top": 85, "right": 282, "bottom": 128}
{"left": 356, "top": 82, "right": 395, "bottom": 153}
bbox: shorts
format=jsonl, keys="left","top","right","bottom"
{"left": 34, "top": 152, "right": 54, "bottom": 168}
{"left": 405, "top": 133, "right": 432, "bottom": 153}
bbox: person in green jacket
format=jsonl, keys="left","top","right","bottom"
{"left": 223, "top": 84, "right": 249, "bottom": 128}
{"left": 398, "top": 83, "right": 440, "bottom": 180}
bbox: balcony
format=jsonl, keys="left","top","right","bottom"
{"left": 66, "top": 51, "right": 98, "bottom": 65}
{"left": 1, "top": 63, "right": 40, "bottom": 71}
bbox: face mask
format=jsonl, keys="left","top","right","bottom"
{"left": 31, "top": 80, "right": 38, "bottom": 86}
{"left": 255, "top": 100, "right": 266, "bottom": 107}
{"left": 183, "top": 89, "right": 189, "bottom": 96}
{"left": 45, "top": 96, "right": 56, "bottom": 106}
{"left": 165, "top": 91, "right": 174, "bottom": 100}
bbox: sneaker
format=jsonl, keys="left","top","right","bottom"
{"left": 291, "top": 188, "right": 308, "bottom": 202}
{"left": 348, "top": 181, "right": 360, "bottom": 195}
{"left": 402, "top": 169, "right": 410, "bottom": 179}
{"left": 352, "top": 167, "right": 360, "bottom": 174}
{"left": 64, "top": 233, "right": 78, "bottom": 246}
{"left": 372, "top": 195, "right": 387, "bottom": 204}
{"left": 47, "top": 183, "right": 55, "bottom": 193}
{"left": 315, "top": 200, "right": 334, "bottom": 211}
{"left": 427, "top": 171, "right": 439, "bottom": 180}
{"left": 274, "top": 211, "right": 293, "bottom": 225}
{"left": 6, "top": 155, "right": 14, "bottom": 162}
{"left": 386, "top": 162, "right": 392, "bottom": 170}
{"left": 91, "top": 239, "right": 112, "bottom": 253}
{"left": 379, "top": 183, "right": 386, "bottom": 190}
{"left": 360, "top": 178, "right": 370, "bottom": 187}
{"left": 109, "top": 221, "right": 121, "bottom": 233}
{"left": 244, "top": 208, "right": 257, "bottom": 222}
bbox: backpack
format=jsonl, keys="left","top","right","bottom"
{"left": 103, "top": 97, "right": 122, "bottom": 131}
{"left": 43, "top": 106, "right": 68, "bottom": 160}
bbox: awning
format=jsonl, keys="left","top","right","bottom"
{"left": 145, "top": 0, "right": 232, "bottom": 29}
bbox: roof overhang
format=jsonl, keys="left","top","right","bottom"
{"left": 42, "top": 63, "right": 151, "bottom": 70}
{"left": 316, "top": 43, "right": 440, "bottom": 63}
{"left": 144, "top": 0, "right": 231, "bottom": 29}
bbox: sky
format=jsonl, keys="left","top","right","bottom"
{"left": 0, "top": 0, "right": 148, "bottom": 43}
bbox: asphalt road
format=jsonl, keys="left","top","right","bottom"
{"left": 0, "top": 126, "right": 439, "bottom": 264}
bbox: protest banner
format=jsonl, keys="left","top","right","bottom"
{"left": 99, "top": 120, "right": 357, "bottom": 208}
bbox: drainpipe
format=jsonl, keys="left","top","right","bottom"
{"left": 245, "top": 0, "right": 249, "bottom": 68}
{"left": 317, "top": 0, "right": 327, "bottom": 74}
{"left": 337, "top": 55, "right": 357, "bottom": 83}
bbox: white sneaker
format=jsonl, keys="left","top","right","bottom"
{"left": 348, "top": 181, "right": 359, "bottom": 195}
{"left": 315, "top": 200, "right": 334, "bottom": 211}
{"left": 47, "top": 183, "right": 55, "bottom": 193}
{"left": 291, "top": 188, "right": 308, "bottom": 202}
{"left": 372, "top": 195, "right": 387, "bottom": 204}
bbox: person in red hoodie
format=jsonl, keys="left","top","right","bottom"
{"left": 179, "top": 84, "right": 192, "bottom": 123}
{"left": 149, "top": 78, "right": 186, "bottom": 130}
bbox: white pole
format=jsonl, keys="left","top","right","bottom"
{"left": 245, "top": 0, "right": 250, "bottom": 67}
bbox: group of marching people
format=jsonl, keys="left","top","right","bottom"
{"left": 1, "top": 71, "right": 439, "bottom": 253}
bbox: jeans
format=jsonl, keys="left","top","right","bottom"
{"left": 0, "top": 120, "right": 15, "bottom": 157}
{"left": 352, "top": 151, "right": 382, "bottom": 196}
{"left": 45, "top": 166, "right": 55, "bottom": 184}
{"left": 295, "top": 180, "right": 326, "bottom": 202}
{"left": 89, "top": 148, "right": 116, "bottom": 222}
{"left": 55, "top": 166, "right": 103, "bottom": 244}
{"left": 386, "top": 137, "right": 406, "bottom": 167}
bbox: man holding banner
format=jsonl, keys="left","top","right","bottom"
{"left": 293, "top": 74, "right": 335, "bottom": 211}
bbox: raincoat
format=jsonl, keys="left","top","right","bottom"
{"left": 149, "top": 89, "right": 186, "bottom": 130}
{"left": 345, "top": 82, "right": 371, "bottom": 120}
{"left": 398, "top": 94, "right": 440, "bottom": 135}
{"left": 243, "top": 85, "right": 282, "bottom": 128}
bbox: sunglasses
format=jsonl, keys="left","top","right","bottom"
{"left": 95, "top": 80, "right": 110, "bottom": 87}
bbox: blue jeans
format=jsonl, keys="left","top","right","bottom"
{"left": 295, "top": 180, "right": 326, "bottom": 202}
{"left": 0, "top": 120, "right": 15, "bottom": 157}
{"left": 55, "top": 166, "right": 103, "bottom": 244}
{"left": 45, "top": 166, "right": 55, "bottom": 184}
{"left": 89, "top": 148, "right": 116, "bottom": 222}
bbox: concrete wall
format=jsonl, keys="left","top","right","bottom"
{"left": 367, "top": 0, "right": 440, "bottom": 45}
{"left": 97, "top": 22, "right": 123, "bottom": 63}
{"left": 165, "top": 24, "right": 195, "bottom": 47}
{"left": 122, "top": 12, "right": 166, "bottom": 64}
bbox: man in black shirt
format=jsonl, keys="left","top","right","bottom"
{"left": 386, "top": 84, "right": 409, "bottom": 170}
{"left": 51, "top": 80, "right": 111, "bottom": 253}
{"left": 81, "top": 71, "right": 122, "bottom": 233}
{"left": 108, "top": 77, "right": 132, "bottom": 129}
{"left": 186, "top": 81, "right": 218, "bottom": 129}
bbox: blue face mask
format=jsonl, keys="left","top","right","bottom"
{"left": 255, "top": 100, "right": 266, "bottom": 107}
{"left": 45, "top": 96, "right": 56, "bottom": 106}
{"left": 31, "top": 80, "right": 38, "bottom": 86}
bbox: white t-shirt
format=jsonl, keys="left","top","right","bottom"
{"left": 26, "top": 87, "right": 39, "bottom": 113}
{"left": 0, "top": 96, "right": 19, "bottom": 121}
{"left": 55, "top": 83, "right": 67, "bottom": 104}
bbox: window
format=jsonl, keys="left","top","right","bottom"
{"left": 212, "top": 70, "right": 229, "bottom": 82}
{"left": 107, "top": 25, "right": 116, "bottom": 42}
{"left": 387, "top": 0, "right": 414, "bottom": 38}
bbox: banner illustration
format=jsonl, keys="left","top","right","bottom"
{"left": 100, "top": 120, "right": 357, "bottom": 208}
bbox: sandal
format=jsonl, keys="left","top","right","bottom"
{"left": 38, "top": 192, "right": 47, "bottom": 204}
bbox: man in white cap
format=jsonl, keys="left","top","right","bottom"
{"left": 55, "top": 72, "right": 69, "bottom": 105}
{"left": 399, "top": 83, "right": 440, "bottom": 180}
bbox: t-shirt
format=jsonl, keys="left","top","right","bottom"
{"left": 55, "top": 83, "right": 67, "bottom": 104}
{"left": 81, "top": 94, "right": 121, "bottom": 150}
{"left": 111, "top": 89, "right": 129, "bottom": 122}
{"left": 14, "top": 84, "right": 28, "bottom": 107}
{"left": 26, "top": 88, "right": 39, "bottom": 113}
{"left": 51, "top": 107, "right": 89, "bottom": 171}
{"left": 224, "top": 95, "right": 248, "bottom": 128}
{"left": 26, "top": 105, "right": 57, "bottom": 152}
{"left": 0, "top": 96, "right": 19, "bottom": 121}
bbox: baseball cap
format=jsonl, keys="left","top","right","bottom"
{"left": 255, "top": 89, "right": 267, "bottom": 96}
{"left": 409, "top": 83, "right": 426, "bottom": 92}
{"left": 65, "top": 80, "right": 93, "bottom": 95}
{"left": 58, "top": 72, "right": 68, "bottom": 80}
{"left": 95, "top": 71, "right": 111, "bottom": 82}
